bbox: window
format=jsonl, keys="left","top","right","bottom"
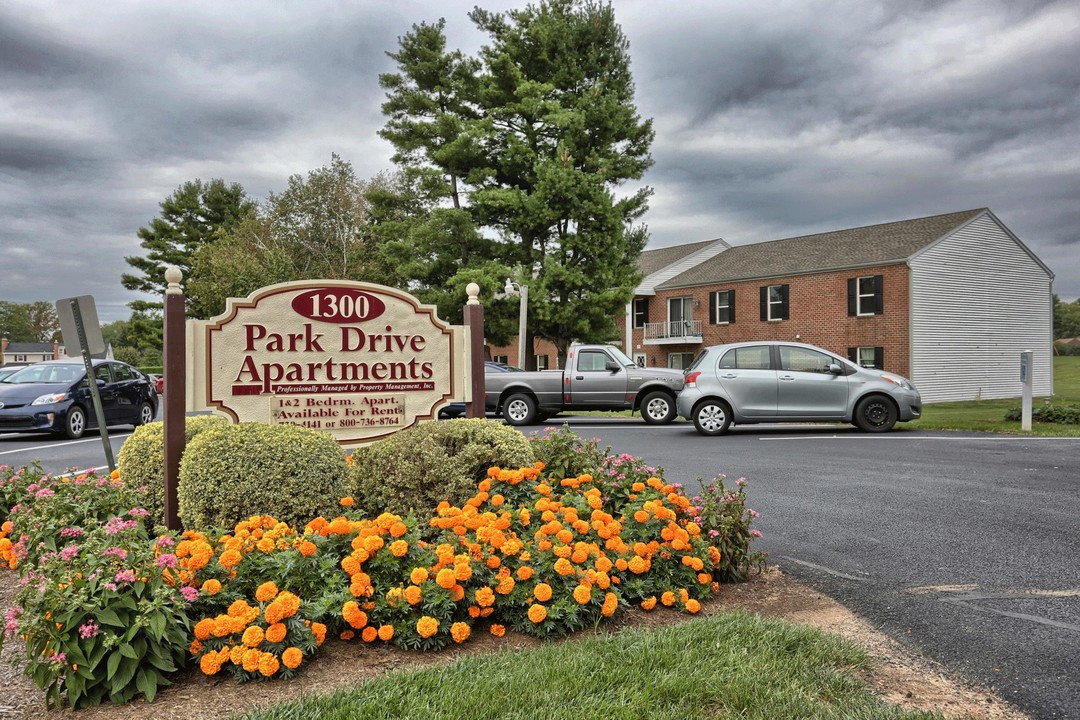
{"left": 759, "top": 284, "right": 789, "bottom": 321}
{"left": 536, "top": 355, "right": 549, "bottom": 370}
{"left": 848, "top": 275, "right": 883, "bottom": 316}
{"left": 578, "top": 350, "right": 614, "bottom": 372}
{"left": 779, "top": 346, "right": 836, "bottom": 373}
{"left": 112, "top": 364, "right": 134, "bottom": 381}
{"left": 493, "top": 354, "right": 509, "bottom": 364}
{"left": 632, "top": 298, "right": 649, "bottom": 328}
{"left": 667, "top": 352, "right": 695, "bottom": 370}
{"left": 709, "top": 290, "right": 734, "bottom": 324}
{"left": 633, "top": 353, "right": 646, "bottom": 367}
{"left": 848, "top": 346, "right": 884, "bottom": 369}
{"left": 14, "top": 355, "right": 26, "bottom": 363}
{"left": 718, "top": 345, "right": 772, "bottom": 370}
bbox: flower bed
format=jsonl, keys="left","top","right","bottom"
{"left": 0, "top": 428, "right": 763, "bottom": 709}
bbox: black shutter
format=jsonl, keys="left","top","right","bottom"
{"left": 759, "top": 286, "right": 768, "bottom": 320}
{"left": 847, "top": 278, "right": 857, "bottom": 316}
{"left": 847, "top": 347, "right": 857, "bottom": 363}
{"left": 729, "top": 290, "right": 735, "bottom": 323}
{"left": 779, "top": 284, "right": 790, "bottom": 320}
{"left": 874, "top": 347, "right": 884, "bottom": 370}
{"left": 709, "top": 291, "right": 717, "bottom": 324}
{"left": 873, "top": 275, "right": 884, "bottom": 315}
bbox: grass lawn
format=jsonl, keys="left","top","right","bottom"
{"left": 905, "top": 355, "right": 1080, "bottom": 436}
{"left": 233, "top": 612, "right": 941, "bottom": 720}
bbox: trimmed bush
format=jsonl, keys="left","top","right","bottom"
{"left": 178, "top": 423, "right": 349, "bottom": 530}
{"left": 1004, "top": 402, "right": 1080, "bottom": 424}
{"left": 117, "top": 415, "right": 228, "bottom": 527}
{"left": 347, "top": 418, "right": 535, "bottom": 519}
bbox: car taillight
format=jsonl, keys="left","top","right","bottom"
{"left": 685, "top": 371, "right": 701, "bottom": 387}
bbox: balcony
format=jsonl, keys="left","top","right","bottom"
{"left": 643, "top": 319, "right": 703, "bottom": 345}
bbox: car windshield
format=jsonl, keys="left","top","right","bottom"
{"left": 2, "top": 365, "right": 84, "bottom": 384}
{"left": 604, "top": 346, "right": 637, "bottom": 368}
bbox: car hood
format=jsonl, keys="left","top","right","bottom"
{"left": 0, "top": 381, "right": 74, "bottom": 404}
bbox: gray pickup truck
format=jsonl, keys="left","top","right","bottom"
{"left": 485, "top": 344, "right": 685, "bottom": 425}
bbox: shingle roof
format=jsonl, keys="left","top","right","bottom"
{"left": 657, "top": 209, "right": 987, "bottom": 289}
{"left": 3, "top": 342, "right": 55, "bottom": 353}
{"left": 637, "top": 239, "right": 720, "bottom": 277}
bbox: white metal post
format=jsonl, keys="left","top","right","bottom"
{"left": 1020, "top": 349, "right": 1033, "bottom": 431}
{"left": 518, "top": 284, "right": 528, "bottom": 370}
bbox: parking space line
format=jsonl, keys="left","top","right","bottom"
{"left": 0, "top": 432, "right": 133, "bottom": 456}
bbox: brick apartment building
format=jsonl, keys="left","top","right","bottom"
{"left": 489, "top": 208, "right": 1054, "bottom": 404}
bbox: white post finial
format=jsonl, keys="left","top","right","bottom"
{"left": 466, "top": 282, "right": 481, "bottom": 305}
{"left": 165, "top": 266, "right": 183, "bottom": 295}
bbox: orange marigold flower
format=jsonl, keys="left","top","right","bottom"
{"left": 516, "top": 565, "right": 534, "bottom": 581}
{"left": 282, "top": 647, "right": 303, "bottom": 669}
{"left": 389, "top": 540, "right": 409, "bottom": 557}
{"left": 189, "top": 639, "right": 203, "bottom": 656}
{"left": 361, "top": 626, "right": 378, "bottom": 643}
{"left": 265, "top": 623, "right": 287, "bottom": 644}
{"left": 454, "top": 562, "right": 473, "bottom": 582}
{"left": 311, "top": 622, "right": 327, "bottom": 646}
{"left": 409, "top": 567, "right": 428, "bottom": 585}
{"left": 404, "top": 585, "right": 423, "bottom": 606}
{"left": 255, "top": 581, "right": 279, "bottom": 602}
{"left": 378, "top": 624, "right": 394, "bottom": 641}
{"left": 661, "top": 591, "right": 676, "bottom": 607}
{"left": 553, "top": 557, "right": 574, "bottom": 576}
{"left": 242, "top": 625, "right": 265, "bottom": 647}
{"left": 258, "top": 652, "right": 280, "bottom": 677}
{"left": 474, "top": 586, "right": 496, "bottom": 608}
{"left": 468, "top": 605, "right": 481, "bottom": 618}
{"left": 340, "top": 496, "right": 355, "bottom": 507}
{"left": 496, "top": 575, "right": 515, "bottom": 595}
{"left": 298, "top": 540, "right": 317, "bottom": 557}
{"left": 448, "top": 584, "right": 465, "bottom": 601}
{"left": 533, "top": 583, "right": 553, "bottom": 602}
{"left": 485, "top": 555, "right": 501, "bottom": 569}
{"left": 451, "top": 622, "right": 471, "bottom": 644}
{"left": 633, "top": 510, "right": 650, "bottom": 523}
{"left": 685, "top": 598, "right": 702, "bottom": 614}
{"left": 641, "top": 596, "right": 657, "bottom": 611}
{"left": 573, "top": 584, "right": 592, "bottom": 605}
{"left": 435, "top": 567, "right": 457, "bottom": 589}
{"left": 628, "top": 556, "right": 647, "bottom": 574}
{"left": 489, "top": 624, "right": 506, "bottom": 638}
{"left": 219, "top": 549, "right": 242, "bottom": 569}
{"left": 194, "top": 618, "right": 214, "bottom": 641}
{"left": 416, "top": 616, "right": 439, "bottom": 639}
{"left": 201, "top": 579, "right": 222, "bottom": 595}
{"left": 614, "top": 557, "right": 629, "bottom": 572}
{"left": 240, "top": 648, "right": 260, "bottom": 672}
{"left": 601, "top": 592, "right": 619, "bottom": 617}
{"left": 697, "top": 572, "right": 712, "bottom": 585}
{"left": 340, "top": 629, "right": 355, "bottom": 641}
{"left": 527, "top": 604, "right": 547, "bottom": 624}
{"left": 389, "top": 521, "right": 408, "bottom": 538}
{"left": 199, "top": 653, "right": 222, "bottom": 675}
{"left": 230, "top": 644, "right": 245, "bottom": 665}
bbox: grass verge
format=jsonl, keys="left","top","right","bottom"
{"left": 233, "top": 612, "right": 942, "bottom": 720}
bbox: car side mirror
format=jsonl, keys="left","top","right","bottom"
{"left": 828, "top": 363, "right": 843, "bottom": 375}
{"left": 605, "top": 360, "right": 620, "bottom": 373}
{"left": 96, "top": 378, "right": 108, "bottom": 386}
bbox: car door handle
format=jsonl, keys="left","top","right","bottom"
{"left": 575, "top": 376, "right": 584, "bottom": 380}
{"left": 779, "top": 375, "right": 795, "bottom": 381}
{"left": 720, "top": 373, "right": 737, "bottom": 379}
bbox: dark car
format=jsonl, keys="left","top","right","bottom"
{"left": 438, "top": 361, "right": 523, "bottom": 419}
{"left": 0, "top": 359, "right": 158, "bottom": 439}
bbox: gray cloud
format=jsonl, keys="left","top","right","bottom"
{"left": 1, "top": 0, "right": 1078, "bottom": 327}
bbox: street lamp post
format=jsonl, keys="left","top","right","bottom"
{"left": 504, "top": 278, "right": 528, "bottom": 369}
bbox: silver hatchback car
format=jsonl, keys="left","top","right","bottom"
{"left": 677, "top": 341, "right": 921, "bottom": 435}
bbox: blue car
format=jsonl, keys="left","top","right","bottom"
{"left": 0, "top": 359, "right": 157, "bottom": 439}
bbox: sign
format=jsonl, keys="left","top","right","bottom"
{"left": 202, "top": 281, "right": 459, "bottom": 445}
{"left": 55, "top": 295, "right": 106, "bottom": 357}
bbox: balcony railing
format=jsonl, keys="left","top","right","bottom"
{"left": 643, "top": 319, "right": 703, "bottom": 344}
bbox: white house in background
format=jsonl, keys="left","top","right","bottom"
{"left": 0, "top": 339, "right": 67, "bottom": 366}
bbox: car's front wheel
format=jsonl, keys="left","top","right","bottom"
{"left": 640, "top": 391, "right": 677, "bottom": 424}
{"left": 853, "top": 395, "right": 898, "bottom": 432}
{"left": 692, "top": 399, "right": 732, "bottom": 436}
{"left": 502, "top": 393, "right": 538, "bottom": 426}
{"left": 64, "top": 406, "right": 86, "bottom": 439}
{"left": 135, "top": 401, "right": 155, "bottom": 427}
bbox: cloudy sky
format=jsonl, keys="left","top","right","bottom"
{"left": 2, "top": 0, "right": 1078, "bottom": 323}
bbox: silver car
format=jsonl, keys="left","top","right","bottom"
{"left": 676, "top": 341, "right": 921, "bottom": 435}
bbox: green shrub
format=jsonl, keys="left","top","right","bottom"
{"left": 1004, "top": 402, "right": 1080, "bottom": 424}
{"left": 527, "top": 424, "right": 609, "bottom": 480}
{"left": 178, "top": 423, "right": 349, "bottom": 530}
{"left": 117, "top": 415, "right": 228, "bottom": 527}
{"left": 347, "top": 418, "right": 535, "bottom": 519}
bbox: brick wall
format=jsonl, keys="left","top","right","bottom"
{"left": 627, "top": 263, "right": 912, "bottom": 376}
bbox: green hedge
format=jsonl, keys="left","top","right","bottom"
{"left": 347, "top": 418, "right": 535, "bottom": 519}
{"left": 177, "top": 423, "right": 349, "bottom": 530}
{"left": 1004, "top": 403, "right": 1080, "bottom": 424}
{"left": 116, "top": 416, "right": 228, "bottom": 527}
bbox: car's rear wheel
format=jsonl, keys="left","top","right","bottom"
{"left": 640, "top": 391, "right": 677, "bottom": 424}
{"left": 853, "top": 395, "right": 898, "bottom": 432}
{"left": 503, "top": 393, "right": 538, "bottom": 426}
{"left": 65, "top": 406, "right": 86, "bottom": 439}
{"left": 135, "top": 401, "right": 155, "bottom": 427}
{"left": 692, "top": 399, "right": 732, "bottom": 436}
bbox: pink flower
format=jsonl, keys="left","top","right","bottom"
{"left": 750, "top": 529, "right": 762, "bottom": 538}
{"left": 114, "top": 569, "right": 136, "bottom": 585}
{"left": 155, "top": 554, "right": 178, "bottom": 569}
{"left": 127, "top": 508, "right": 149, "bottom": 518}
{"left": 180, "top": 586, "right": 199, "bottom": 602}
{"left": 59, "top": 527, "right": 84, "bottom": 538}
{"left": 60, "top": 545, "right": 79, "bottom": 561}
{"left": 79, "top": 620, "right": 99, "bottom": 639}
{"left": 155, "top": 536, "right": 176, "bottom": 547}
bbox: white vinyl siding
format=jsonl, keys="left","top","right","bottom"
{"left": 909, "top": 213, "right": 1053, "bottom": 403}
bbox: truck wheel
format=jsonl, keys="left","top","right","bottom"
{"left": 853, "top": 395, "right": 898, "bottom": 432}
{"left": 692, "top": 399, "right": 731, "bottom": 436}
{"left": 503, "top": 394, "right": 538, "bottom": 426}
{"left": 640, "top": 391, "right": 677, "bottom": 424}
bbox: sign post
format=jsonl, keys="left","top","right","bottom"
{"left": 163, "top": 267, "right": 186, "bottom": 530}
{"left": 1020, "top": 350, "right": 1033, "bottom": 431}
{"left": 55, "top": 295, "right": 114, "bottom": 471}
